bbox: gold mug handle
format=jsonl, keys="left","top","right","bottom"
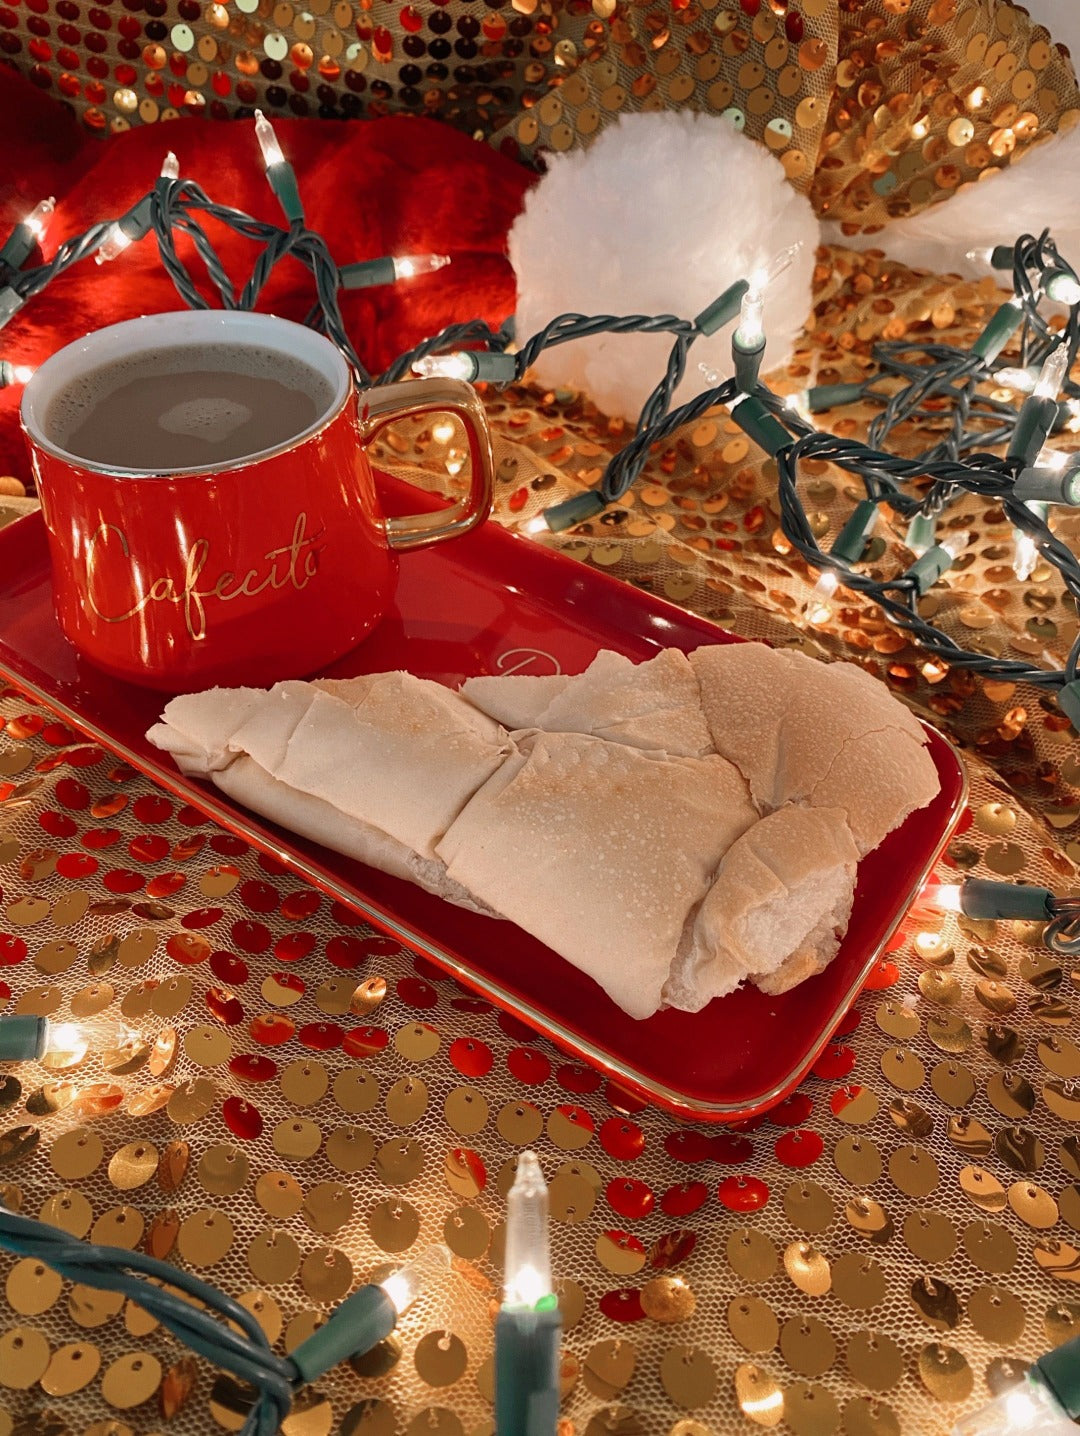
{"left": 358, "top": 377, "right": 495, "bottom": 552}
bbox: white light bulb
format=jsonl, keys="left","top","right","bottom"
{"left": 922, "top": 883, "right": 963, "bottom": 913}
{"left": 965, "top": 246, "right": 994, "bottom": 265}
{"left": 11, "top": 364, "right": 33, "bottom": 385}
{"left": 1046, "top": 270, "right": 1080, "bottom": 306}
{"left": 42, "top": 1016, "right": 138, "bottom": 1058}
{"left": 379, "top": 1244, "right": 451, "bottom": 1316}
{"left": 431, "top": 420, "right": 455, "bottom": 444}
{"left": 392, "top": 254, "right": 450, "bottom": 281}
{"left": 24, "top": 197, "right": 54, "bottom": 242}
{"left": 412, "top": 353, "right": 473, "bottom": 382}
{"left": 911, "top": 116, "right": 930, "bottom": 140}
{"left": 160, "top": 151, "right": 180, "bottom": 180}
{"left": 804, "top": 568, "right": 838, "bottom": 625}
{"left": 1035, "top": 345, "right": 1070, "bottom": 401}
{"left": 1013, "top": 530, "right": 1039, "bottom": 581}
{"left": 939, "top": 531, "right": 971, "bottom": 560}
{"left": 254, "top": 109, "right": 285, "bottom": 168}
{"left": 94, "top": 222, "right": 133, "bottom": 265}
{"left": 951, "top": 1376, "right": 1072, "bottom": 1436}
{"left": 784, "top": 391, "right": 813, "bottom": 422}
{"left": 504, "top": 1150, "right": 553, "bottom": 1309}
{"left": 1035, "top": 446, "right": 1070, "bottom": 472}
{"left": 522, "top": 513, "right": 551, "bottom": 536}
{"left": 735, "top": 289, "right": 766, "bottom": 350}
{"left": 994, "top": 366, "right": 1037, "bottom": 394}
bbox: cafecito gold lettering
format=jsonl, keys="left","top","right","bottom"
{"left": 85, "top": 513, "right": 324, "bottom": 640}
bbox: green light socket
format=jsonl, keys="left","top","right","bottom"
{"left": 694, "top": 280, "right": 748, "bottom": 336}
{"left": 830, "top": 499, "right": 879, "bottom": 563}
{"left": 729, "top": 394, "right": 793, "bottom": 457}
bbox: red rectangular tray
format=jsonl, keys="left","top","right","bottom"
{"left": 0, "top": 477, "right": 967, "bottom": 1120}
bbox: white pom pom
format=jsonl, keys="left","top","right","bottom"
{"left": 508, "top": 112, "right": 820, "bottom": 421}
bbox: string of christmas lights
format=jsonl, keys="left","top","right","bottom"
{"left": 0, "top": 1172, "right": 450, "bottom": 1436}
{"left": 7, "top": 113, "right": 1080, "bottom": 1428}
{"left": 3, "top": 115, "right": 1080, "bottom": 717}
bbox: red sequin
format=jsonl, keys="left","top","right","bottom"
{"left": 812, "top": 1043, "right": 857, "bottom": 1080}
{"left": 55, "top": 778, "right": 90, "bottom": 809}
{"left": 0, "top": 935, "right": 28, "bottom": 966}
{"left": 206, "top": 987, "right": 245, "bottom": 1026}
{"left": 397, "top": 977, "right": 438, "bottom": 1009}
{"left": 209, "top": 951, "right": 248, "bottom": 986}
{"left": 599, "top": 1118, "right": 645, "bottom": 1161}
{"left": 664, "top": 1131, "right": 710, "bottom": 1164}
{"left": 240, "top": 879, "right": 279, "bottom": 914}
{"left": 448, "top": 1037, "right": 493, "bottom": 1078}
{"left": 298, "top": 1021, "right": 342, "bottom": 1051}
{"left": 229, "top": 1053, "right": 277, "bottom": 1082}
{"left": 128, "top": 834, "right": 169, "bottom": 864}
{"left": 599, "top": 1289, "right": 644, "bottom": 1323}
{"left": 133, "top": 795, "right": 173, "bottom": 825}
{"left": 280, "top": 890, "right": 321, "bottom": 922}
{"left": 507, "top": 1047, "right": 550, "bottom": 1085}
{"left": 222, "top": 1095, "right": 263, "bottom": 1140}
{"left": 42, "top": 722, "right": 77, "bottom": 746}
{"left": 231, "top": 920, "right": 271, "bottom": 954}
{"left": 343, "top": 1025, "right": 389, "bottom": 1058}
{"left": 605, "top": 1178, "right": 655, "bottom": 1220}
{"left": 498, "top": 1012, "right": 538, "bottom": 1043}
{"left": 774, "top": 1129, "right": 824, "bottom": 1168}
{"left": 557, "top": 1063, "right": 601, "bottom": 1096}
{"left": 718, "top": 1175, "right": 769, "bottom": 1212}
{"left": 710, "top": 1133, "right": 754, "bottom": 1164}
{"left": 167, "top": 933, "right": 209, "bottom": 965}
{"left": 249, "top": 1012, "right": 294, "bottom": 1046}
{"left": 660, "top": 1182, "right": 708, "bottom": 1217}
{"left": 325, "top": 935, "right": 367, "bottom": 970}
{"left": 862, "top": 958, "right": 899, "bottom": 990}
{"left": 38, "top": 811, "right": 77, "bottom": 838}
{"left": 56, "top": 853, "right": 97, "bottom": 879}
{"left": 102, "top": 868, "right": 145, "bottom": 895}
{"left": 65, "top": 744, "right": 104, "bottom": 766}
{"left": 769, "top": 1093, "right": 813, "bottom": 1127}
{"left": 275, "top": 932, "right": 316, "bottom": 963}
{"left": 180, "top": 907, "right": 223, "bottom": 930}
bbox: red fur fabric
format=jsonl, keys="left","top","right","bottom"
{"left": 0, "top": 71, "right": 533, "bottom": 483}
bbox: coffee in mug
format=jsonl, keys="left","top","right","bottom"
{"left": 22, "top": 310, "right": 495, "bottom": 691}
{"left": 45, "top": 344, "right": 337, "bottom": 471}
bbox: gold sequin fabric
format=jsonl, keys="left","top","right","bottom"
{"left": 1, "top": 0, "right": 1076, "bottom": 227}
{"left": 819, "top": 0, "right": 1080, "bottom": 230}
{"left": 3, "top": 220, "right": 1080, "bottom": 1434}
{"left": 0, "top": 685, "right": 1078, "bottom": 1436}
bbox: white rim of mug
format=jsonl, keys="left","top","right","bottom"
{"left": 20, "top": 309, "right": 352, "bottom": 479}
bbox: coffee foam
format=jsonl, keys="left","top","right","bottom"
{"left": 44, "top": 342, "right": 336, "bottom": 451}
{"left": 158, "top": 397, "right": 254, "bottom": 445}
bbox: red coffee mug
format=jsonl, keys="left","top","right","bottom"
{"left": 21, "top": 310, "right": 495, "bottom": 691}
